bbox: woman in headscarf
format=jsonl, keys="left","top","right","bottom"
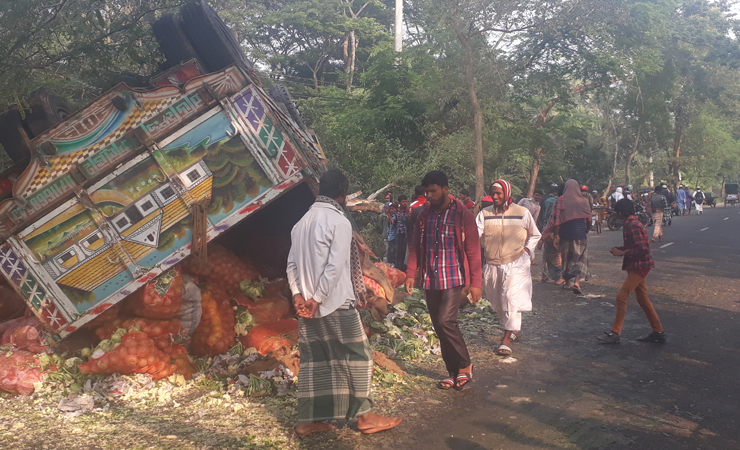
{"left": 543, "top": 179, "right": 592, "bottom": 294}
{"left": 537, "top": 184, "right": 564, "bottom": 284}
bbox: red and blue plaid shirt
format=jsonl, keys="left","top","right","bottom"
{"left": 619, "top": 216, "right": 654, "bottom": 274}
{"left": 423, "top": 201, "right": 464, "bottom": 290}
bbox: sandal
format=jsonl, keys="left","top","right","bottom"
{"left": 497, "top": 344, "right": 512, "bottom": 356}
{"left": 359, "top": 417, "right": 403, "bottom": 434}
{"left": 455, "top": 367, "right": 473, "bottom": 391}
{"left": 572, "top": 285, "right": 583, "bottom": 295}
{"left": 437, "top": 377, "right": 455, "bottom": 390}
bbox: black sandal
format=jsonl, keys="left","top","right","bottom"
{"left": 455, "top": 366, "right": 473, "bottom": 391}
{"left": 437, "top": 377, "right": 455, "bottom": 390}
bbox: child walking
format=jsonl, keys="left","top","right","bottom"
{"left": 598, "top": 199, "right": 667, "bottom": 344}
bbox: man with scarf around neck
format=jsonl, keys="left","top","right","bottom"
{"left": 405, "top": 170, "right": 482, "bottom": 390}
{"left": 476, "top": 180, "right": 541, "bottom": 356}
{"left": 287, "top": 170, "right": 402, "bottom": 436}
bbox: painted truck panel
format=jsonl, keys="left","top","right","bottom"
{"left": 0, "top": 64, "right": 325, "bottom": 338}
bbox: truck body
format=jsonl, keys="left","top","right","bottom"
{"left": 0, "top": 61, "right": 325, "bottom": 338}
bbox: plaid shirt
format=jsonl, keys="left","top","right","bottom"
{"left": 619, "top": 216, "right": 654, "bottom": 272}
{"left": 423, "top": 201, "right": 464, "bottom": 290}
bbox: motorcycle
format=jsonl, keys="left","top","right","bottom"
{"left": 606, "top": 201, "right": 651, "bottom": 231}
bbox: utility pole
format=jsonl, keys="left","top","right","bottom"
{"left": 394, "top": 0, "right": 403, "bottom": 52}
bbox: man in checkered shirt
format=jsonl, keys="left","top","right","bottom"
{"left": 598, "top": 199, "right": 667, "bottom": 344}
{"left": 406, "top": 171, "right": 482, "bottom": 390}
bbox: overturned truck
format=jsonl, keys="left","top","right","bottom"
{"left": 0, "top": 2, "right": 328, "bottom": 340}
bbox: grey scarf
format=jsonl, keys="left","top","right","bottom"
{"left": 315, "top": 195, "right": 367, "bottom": 308}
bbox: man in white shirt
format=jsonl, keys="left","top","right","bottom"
{"left": 477, "top": 179, "right": 541, "bottom": 357}
{"left": 287, "top": 170, "right": 402, "bottom": 436}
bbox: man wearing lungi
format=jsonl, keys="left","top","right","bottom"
{"left": 287, "top": 170, "right": 402, "bottom": 436}
{"left": 477, "top": 180, "right": 541, "bottom": 356}
{"left": 405, "top": 170, "right": 482, "bottom": 390}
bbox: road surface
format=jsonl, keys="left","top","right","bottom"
{"left": 374, "top": 204, "right": 740, "bottom": 450}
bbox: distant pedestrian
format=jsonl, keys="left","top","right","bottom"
{"left": 677, "top": 185, "right": 687, "bottom": 215}
{"left": 382, "top": 192, "right": 393, "bottom": 213}
{"left": 410, "top": 185, "right": 426, "bottom": 210}
{"left": 518, "top": 189, "right": 543, "bottom": 225}
{"left": 406, "top": 170, "right": 482, "bottom": 390}
{"left": 395, "top": 195, "right": 410, "bottom": 271}
{"left": 684, "top": 186, "right": 693, "bottom": 215}
{"left": 537, "top": 184, "right": 559, "bottom": 231}
{"left": 379, "top": 202, "right": 398, "bottom": 266}
{"left": 287, "top": 170, "right": 402, "bottom": 435}
{"left": 458, "top": 189, "right": 475, "bottom": 210}
{"left": 649, "top": 187, "right": 668, "bottom": 242}
{"left": 477, "top": 180, "right": 541, "bottom": 357}
{"left": 693, "top": 187, "right": 704, "bottom": 215}
{"left": 597, "top": 198, "right": 666, "bottom": 345}
{"left": 543, "top": 179, "right": 591, "bottom": 294}
{"left": 609, "top": 187, "right": 624, "bottom": 207}
{"left": 538, "top": 184, "right": 563, "bottom": 284}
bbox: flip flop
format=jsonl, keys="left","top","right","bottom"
{"left": 497, "top": 344, "right": 512, "bottom": 356}
{"left": 359, "top": 418, "right": 403, "bottom": 434}
{"left": 572, "top": 285, "right": 583, "bottom": 295}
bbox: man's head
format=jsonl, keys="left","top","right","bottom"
{"left": 421, "top": 170, "right": 449, "bottom": 207}
{"left": 549, "top": 183, "right": 559, "bottom": 194}
{"left": 490, "top": 179, "right": 512, "bottom": 208}
{"left": 387, "top": 202, "right": 398, "bottom": 215}
{"left": 614, "top": 198, "right": 635, "bottom": 219}
{"left": 384, "top": 192, "right": 392, "bottom": 203}
{"left": 398, "top": 195, "right": 408, "bottom": 209}
{"left": 458, "top": 188, "right": 471, "bottom": 202}
{"left": 318, "top": 169, "right": 349, "bottom": 205}
{"left": 581, "top": 185, "right": 588, "bottom": 192}
{"left": 414, "top": 185, "right": 425, "bottom": 198}
{"left": 533, "top": 189, "right": 543, "bottom": 202}
{"left": 696, "top": 186, "right": 701, "bottom": 191}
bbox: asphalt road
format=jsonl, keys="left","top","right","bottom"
{"left": 387, "top": 204, "right": 740, "bottom": 450}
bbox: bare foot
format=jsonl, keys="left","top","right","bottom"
{"left": 295, "top": 422, "right": 335, "bottom": 436}
{"left": 357, "top": 412, "right": 403, "bottom": 434}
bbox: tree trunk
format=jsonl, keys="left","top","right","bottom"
{"left": 527, "top": 147, "right": 543, "bottom": 198}
{"left": 347, "top": 30, "right": 357, "bottom": 91}
{"left": 451, "top": 17, "right": 485, "bottom": 199}
{"left": 625, "top": 123, "right": 641, "bottom": 185}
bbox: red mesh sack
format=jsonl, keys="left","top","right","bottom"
{"left": 1, "top": 316, "right": 48, "bottom": 353}
{"left": 82, "top": 304, "right": 121, "bottom": 330}
{"left": 78, "top": 331, "right": 177, "bottom": 380}
{"left": 95, "top": 317, "right": 184, "bottom": 344}
{"left": 374, "top": 262, "right": 406, "bottom": 288}
{"left": 125, "top": 267, "right": 183, "bottom": 320}
{"left": 189, "top": 288, "right": 236, "bottom": 357}
{"left": 206, "top": 244, "right": 259, "bottom": 295}
{"left": 0, "top": 350, "right": 48, "bottom": 395}
{"left": 240, "top": 319, "right": 298, "bottom": 355}
{"left": 163, "top": 345, "right": 196, "bottom": 379}
{"left": 248, "top": 297, "right": 291, "bottom": 325}
{"left": 0, "top": 285, "right": 27, "bottom": 320}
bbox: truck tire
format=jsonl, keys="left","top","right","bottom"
{"left": 24, "top": 89, "right": 73, "bottom": 137}
{"left": 180, "top": 1, "right": 252, "bottom": 72}
{"left": 153, "top": 14, "right": 200, "bottom": 70}
{"left": 268, "top": 84, "right": 307, "bottom": 130}
{"left": 0, "top": 109, "right": 32, "bottom": 164}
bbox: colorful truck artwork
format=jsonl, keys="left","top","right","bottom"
{"left": 0, "top": 60, "right": 326, "bottom": 338}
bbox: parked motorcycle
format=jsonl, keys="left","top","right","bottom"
{"left": 606, "top": 208, "right": 623, "bottom": 231}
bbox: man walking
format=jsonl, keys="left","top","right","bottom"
{"left": 677, "top": 185, "right": 686, "bottom": 215}
{"left": 538, "top": 184, "right": 563, "bottom": 284}
{"left": 693, "top": 187, "right": 705, "bottom": 215}
{"left": 597, "top": 199, "right": 666, "bottom": 344}
{"left": 406, "top": 171, "right": 482, "bottom": 390}
{"left": 458, "top": 189, "right": 475, "bottom": 210}
{"left": 649, "top": 187, "right": 668, "bottom": 243}
{"left": 518, "top": 189, "right": 543, "bottom": 225}
{"left": 287, "top": 170, "right": 402, "bottom": 435}
{"left": 395, "top": 195, "right": 410, "bottom": 271}
{"left": 477, "top": 180, "right": 541, "bottom": 356}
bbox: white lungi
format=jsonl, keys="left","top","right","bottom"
{"left": 483, "top": 252, "right": 533, "bottom": 331}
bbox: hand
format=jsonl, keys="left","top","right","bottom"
{"left": 293, "top": 293, "right": 306, "bottom": 312}
{"left": 469, "top": 287, "right": 482, "bottom": 304}
{"left": 404, "top": 277, "right": 415, "bottom": 295}
{"left": 610, "top": 247, "right": 625, "bottom": 256}
{"left": 536, "top": 240, "right": 544, "bottom": 250}
{"left": 297, "top": 299, "right": 319, "bottom": 318}
{"left": 553, "top": 236, "right": 560, "bottom": 250}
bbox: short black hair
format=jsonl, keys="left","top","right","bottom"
{"left": 534, "top": 189, "right": 544, "bottom": 195}
{"left": 614, "top": 198, "right": 635, "bottom": 217}
{"left": 557, "top": 184, "right": 565, "bottom": 196}
{"left": 414, "top": 185, "right": 425, "bottom": 197}
{"left": 318, "top": 169, "right": 349, "bottom": 199}
{"left": 549, "top": 184, "right": 559, "bottom": 194}
{"left": 421, "top": 170, "right": 448, "bottom": 188}
{"left": 397, "top": 195, "right": 408, "bottom": 201}
{"left": 460, "top": 188, "right": 470, "bottom": 196}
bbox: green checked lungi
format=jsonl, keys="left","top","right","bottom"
{"left": 297, "top": 308, "right": 373, "bottom": 422}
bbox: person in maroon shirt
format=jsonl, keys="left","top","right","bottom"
{"left": 598, "top": 199, "right": 667, "bottom": 344}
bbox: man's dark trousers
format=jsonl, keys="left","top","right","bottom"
{"left": 426, "top": 286, "right": 470, "bottom": 376}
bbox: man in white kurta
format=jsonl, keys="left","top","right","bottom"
{"left": 476, "top": 180, "right": 541, "bottom": 356}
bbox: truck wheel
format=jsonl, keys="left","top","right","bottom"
{"left": 153, "top": 14, "right": 200, "bottom": 70}
{"left": 268, "top": 84, "right": 307, "bottom": 130}
{"left": 0, "top": 109, "right": 32, "bottom": 164}
{"left": 24, "top": 89, "right": 73, "bottom": 137}
{"left": 180, "top": 1, "right": 252, "bottom": 72}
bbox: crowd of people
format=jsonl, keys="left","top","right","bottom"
{"left": 284, "top": 170, "right": 700, "bottom": 436}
